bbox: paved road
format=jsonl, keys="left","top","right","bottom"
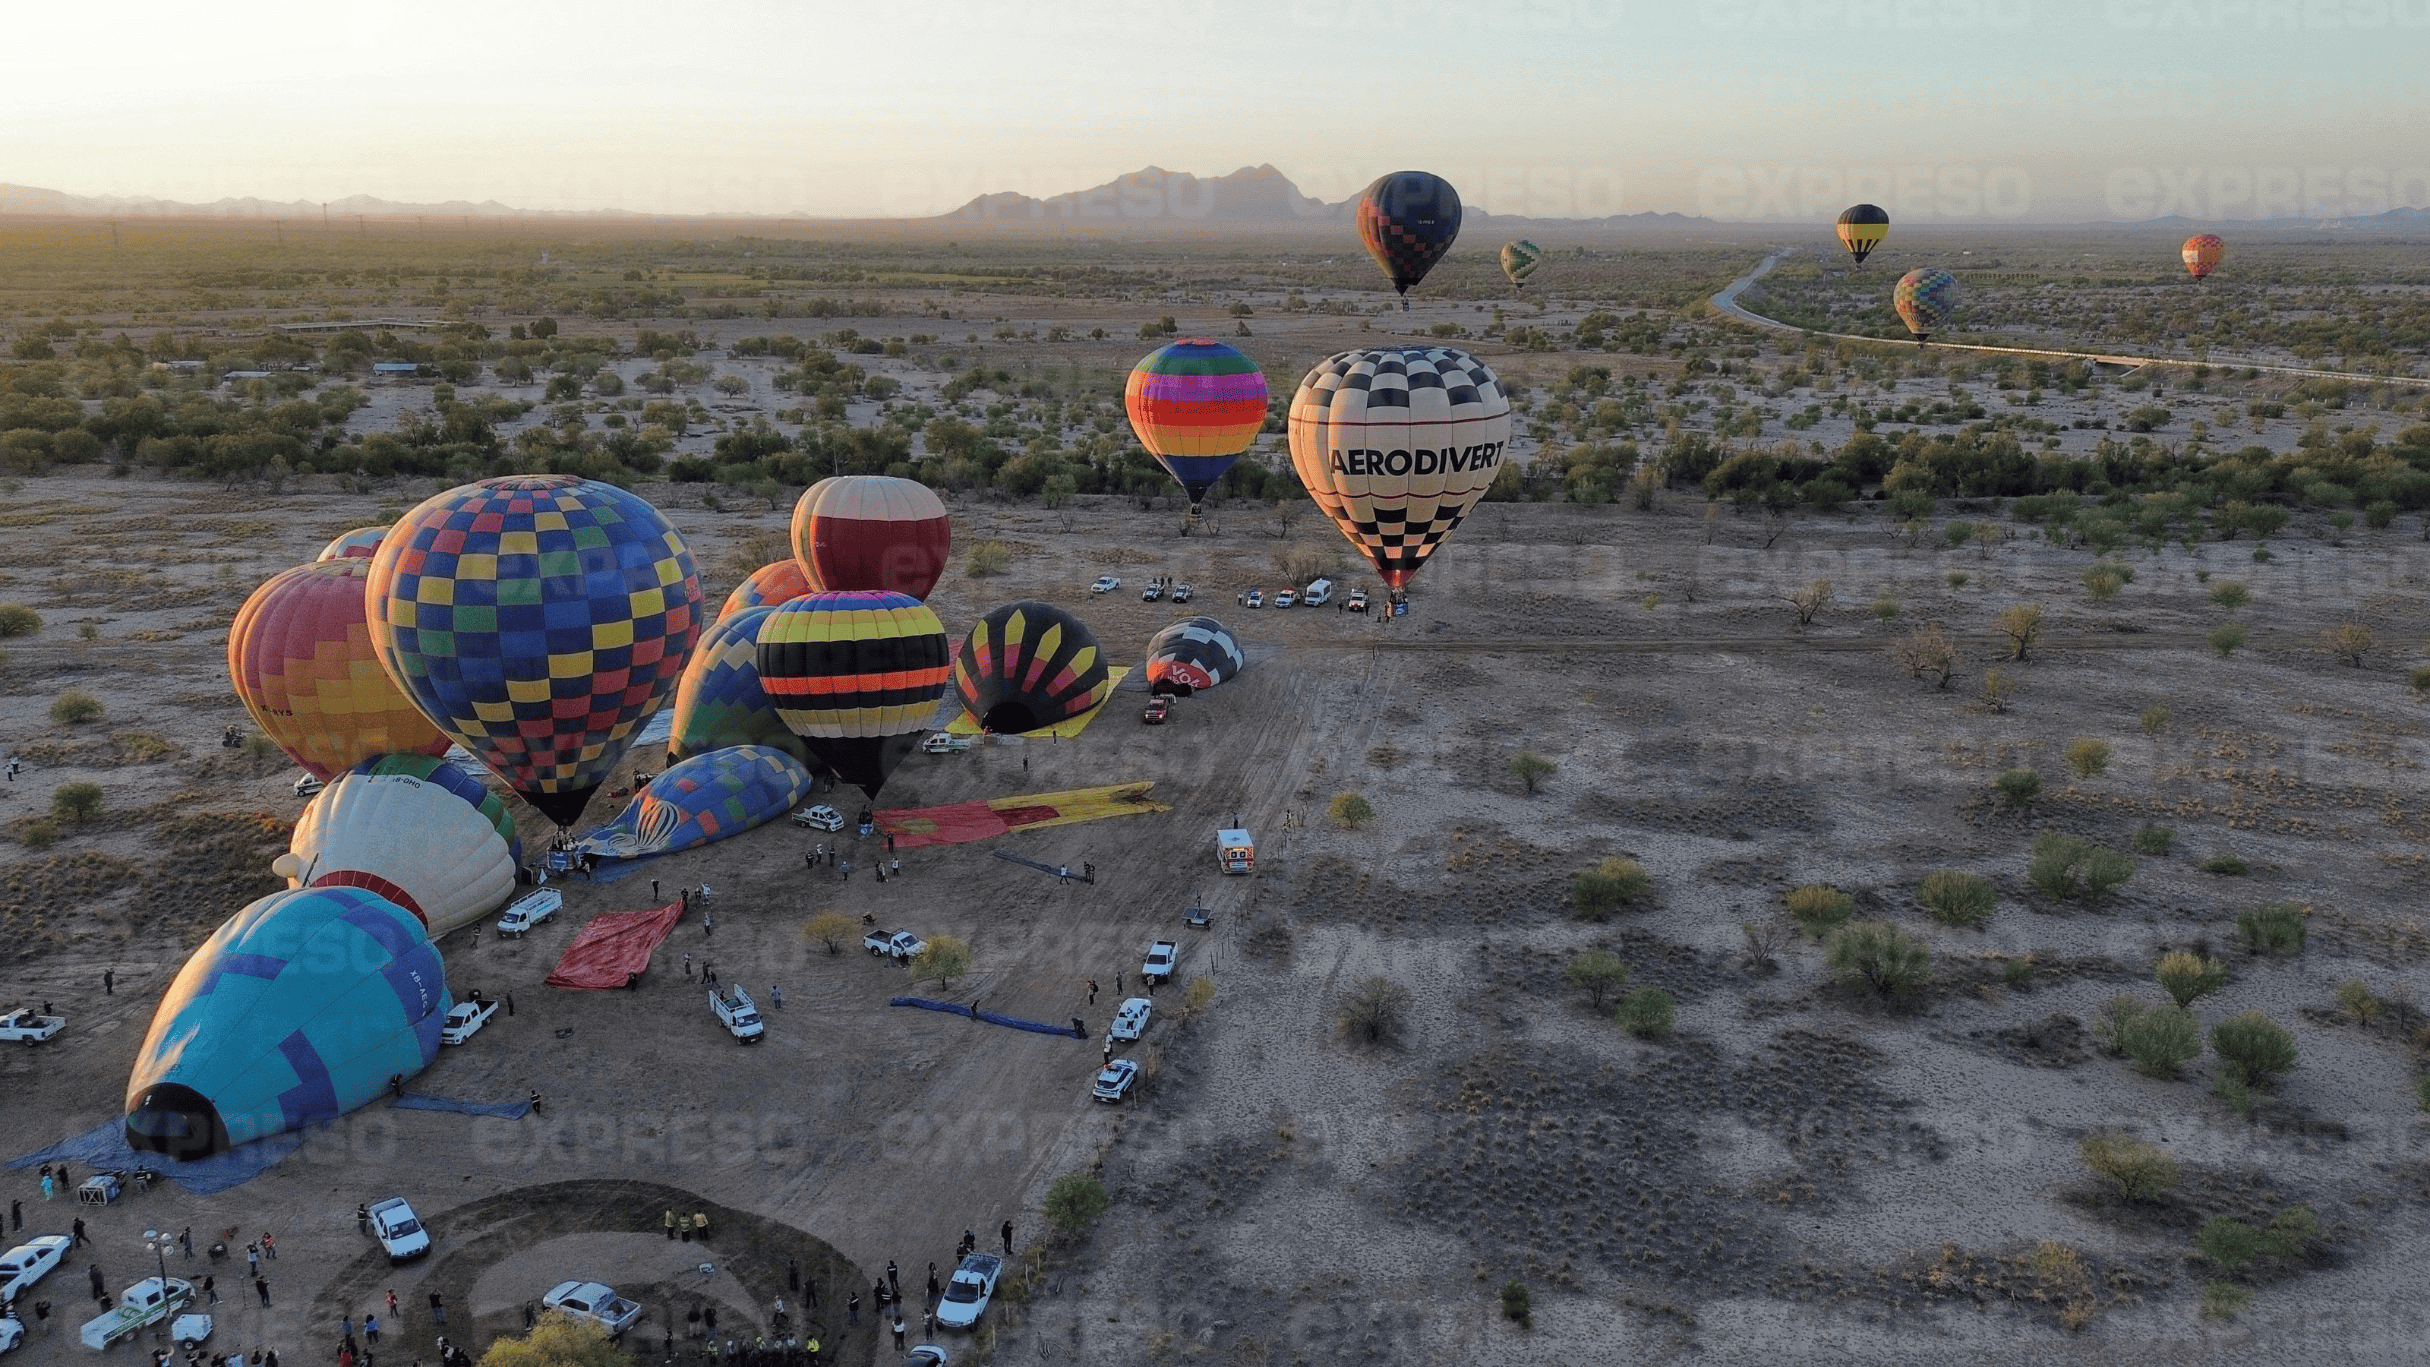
{"left": 1708, "top": 247, "right": 2430, "bottom": 387}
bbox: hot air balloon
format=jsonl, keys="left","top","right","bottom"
{"left": 756, "top": 590, "right": 950, "bottom": 799}
{"left": 317, "top": 526, "right": 389, "bottom": 561}
{"left": 345, "top": 752, "right": 521, "bottom": 857}
{"left": 952, "top": 601, "right": 1113, "bottom": 735}
{"left": 1892, "top": 268, "right": 1959, "bottom": 344}
{"left": 1499, "top": 240, "right": 1543, "bottom": 292}
{"left": 669, "top": 604, "right": 811, "bottom": 767}
{"left": 1357, "top": 172, "right": 1462, "bottom": 309}
{"left": 2182, "top": 233, "right": 2225, "bottom": 281}
{"left": 1124, "top": 340, "right": 1269, "bottom": 514}
{"left": 576, "top": 746, "right": 814, "bottom": 860}
{"left": 790, "top": 476, "right": 951, "bottom": 600}
{"left": 228, "top": 559, "right": 450, "bottom": 781}
{"left": 716, "top": 559, "right": 813, "bottom": 626}
{"left": 1836, "top": 205, "right": 1890, "bottom": 266}
{"left": 125, "top": 885, "right": 448, "bottom": 1159}
{"left": 365, "top": 475, "right": 705, "bottom": 828}
{"left": 273, "top": 766, "right": 518, "bottom": 937}
{"left": 1143, "top": 617, "right": 1243, "bottom": 697}
{"left": 1286, "top": 347, "right": 1512, "bottom": 599}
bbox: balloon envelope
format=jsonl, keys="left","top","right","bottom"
{"left": 1893, "top": 268, "right": 1959, "bottom": 340}
{"left": 790, "top": 476, "right": 951, "bottom": 600}
{"left": 125, "top": 885, "right": 448, "bottom": 1160}
{"left": 756, "top": 590, "right": 950, "bottom": 799}
{"left": 1124, "top": 340, "right": 1268, "bottom": 507}
{"left": 669, "top": 604, "right": 812, "bottom": 767}
{"left": 274, "top": 766, "right": 518, "bottom": 937}
{"left": 953, "top": 601, "right": 1113, "bottom": 735}
{"left": 365, "top": 475, "right": 704, "bottom": 827}
{"left": 577, "top": 745, "right": 814, "bottom": 859}
{"left": 1286, "top": 347, "right": 1512, "bottom": 593}
{"left": 1144, "top": 616, "right": 1243, "bottom": 697}
{"left": 716, "top": 559, "right": 813, "bottom": 626}
{"left": 1836, "top": 204, "right": 1890, "bottom": 265}
{"left": 1499, "top": 239, "right": 1543, "bottom": 289}
{"left": 1357, "top": 172, "right": 1462, "bottom": 298}
{"left": 228, "top": 559, "right": 450, "bottom": 781}
{"left": 316, "top": 527, "right": 389, "bottom": 561}
{"left": 2182, "top": 233, "right": 2225, "bottom": 279}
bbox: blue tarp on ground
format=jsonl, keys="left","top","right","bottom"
{"left": 393, "top": 1093, "right": 533, "bottom": 1118}
{"left": 8, "top": 1120, "right": 302, "bottom": 1196}
{"left": 891, "top": 997, "right": 1085, "bottom": 1038}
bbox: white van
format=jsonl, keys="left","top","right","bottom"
{"left": 1301, "top": 578, "right": 1333, "bottom": 607}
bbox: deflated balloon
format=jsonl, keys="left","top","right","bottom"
{"left": 953, "top": 601, "right": 1112, "bottom": 735}
{"left": 228, "top": 559, "right": 449, "bottom": 780}
{"left": 757, "top": 590, "right": 950, "bottom": 799}
{"left": 576, "top": 745, "right": 814, "bottom": 860}
{"left": 1499, "top": 239, "right": 1543, "bottom": 290}
{"left": 1357, "top": 172, "right": 1461, "bottom": 302}
{"left": 716, "top": 559, "right": 813, "bottom": 626}
{"left": 273, "top": 766, "right": 518, "bottom": 937}
{"left": 365, "top": 475, "right": 704, "bottom": 828}
{"left": 1893, "top": 267, "right": 1959, "bottom": 342}
{"left": 790, "top": 476, "right": 951, "bottom": 600}
{"left": 669, "top": 605, "right": 812, "bottom": 767}
{"left": 1287, "top": 347, "right": 1512, "bottom": 594}
{"left": 316, "top": 527, "right": 389, "bottom": 561}
{"left": 1124, "top": 340, "right": 1269, "bottom": 510}
{"left": 2182, "top": 233, "right": 2225, "bottom": 280}
{"left": 125, "top": 885, "right": 448, "bottom": 1160}
{"left": 1836, "top": 204, "right": 1890, "bottom": 266}
{"left": 1143, "top": 616, "right": 1243, "bottom": 697}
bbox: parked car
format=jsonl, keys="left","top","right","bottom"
{"left": 1238, "top": 588, "right": 1263, "bottom": 609}
{"left": 1141, "top": 698, "right": 1171, "bottom": 726}
{"left": 171, "top": 1312, "right": 213, "bottom": 1349}
{"left": 0, "top": 1008, "right": 64, "bottom": 1046}
{"left": 1091, "top": 1058, "right": 1139, "bottom": 1103}
{"left": 495, "top": 888, "right": 562, "bottom": 938}
{"left": 1108, "top": 997, "right": 1153, "bottom": 1042}
{"left": 711, "top": 985, "right": 765, "bottom": 1043}
{"left": 0, "top": 1235, "right": 70, "bottom": 1301}
{"left": 1141, "top": 940, "right": 1179, "bottom": 983}
{"left": 864, "top": 929, "right": 928, "bottom": 960}
{"left": 1302, "top": 578, "right": 1333, "bottom": 606}
{"left": 933, "top": 1253, "right": 1004, "bottom": 1329}
{"left": 904, "top": 1347, "right": 949, "bottom": 1367}
{"left": 1139, "top": 583, "right": 1162, "bottom": 602}
{"left": 291, "top": 773, "right": 324, "bottom": 797}
{"left": 1, "top": 1312, "right": 24, "bottom": 1354}
{"left": 1170, "top": 583, "right": 1194, "bottom": 604}
{"left": 541, "top": 1282, "right": 643, "bottom": 1335}
{"left": 1088, "top": 576, "right": 1122, "bottom": 594}
{"left": 438, "top": 999, "right": 499, "bottom": 1046}
{"left": 792, "top": 804, "right": 845, "bottom": 832}
{"left": 1346, "top": 588, "right": 1369, "bottom": 613}
{"left": 1272, "top": 588, "right": 1297, "bottom": 609}
{"left": 367, "top": 1198, "right": 431, "bottom": 1262}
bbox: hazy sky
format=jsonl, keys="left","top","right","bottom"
{"left": 5, "top": 0, "right": 2425, "bottom": 222}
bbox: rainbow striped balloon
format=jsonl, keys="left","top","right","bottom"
{"left": 1124, "top": 339, "right": 1269, "bottom": 510}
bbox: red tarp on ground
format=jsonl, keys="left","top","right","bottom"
{"left": 877, "top": 799, "right": 1011, "bottom": 849}
{"left": 544, "top": 899, "right": 684, "bottom": 989}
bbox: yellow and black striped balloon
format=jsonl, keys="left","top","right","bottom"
{"left": 756, "top": 590, "right": 949, "bottom": 798}
{"left": 1836, "top": 204, "right": 1890, "bottom": 266}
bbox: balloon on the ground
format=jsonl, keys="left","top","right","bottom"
{"left": 1836, "top": 204, "right": 1890, "bottom": 265}
{"left": 124, "top": 885, "right": 448, "bottom": 1160}
{"left": 273, "top": 766, "right": 518, "bottom": 936}
{"left": 1287, "top": 347, "right": 1512, "bottom": 594}
{"left": 576, "top": 745, "right": 814, "bottom": 859}
{"left": 1357, "top": 172, "right": 1461, "bottom": 303}
{"left": 1893, "top": 267, "right": 1959, "bottom": 342}
{"left": 1499, "top": 240, "right": 1543, "bottom": 290}
{"left": 757, "top": 590, "right": 950, "bottom": 799}
{"left": 789, "top": 476, "right": 951, "bottom": 600}
{"left": 345, "top": 753, "right": 522, "bottom": 858}
{"left": 716, "top": 559, "right": 813, "bottom": 625}
{"left": 953, "top": 601, "right": 1113, "bottom": 735}
{"left": 1123, "top": 340, "right": 1269, "bottom": 511}
{"left": 316, "top": 527, "right": 389, "bottom": 561}
{"left": 365, "top": 475, "right": 704, "bottom": 828}
{"left": 1143, "top": 617, "right": 1244, "bottom": 696}
{"left": 228, "top": 559, "right": 449, "bottom": 781}
{"left": 2182, "top": 233, "right": 2225, "bottom": 280}
{"left": 669, "top": 605, "right": 811, "bottom": 767}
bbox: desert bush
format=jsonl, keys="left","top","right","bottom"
{"left": 2335, "top": 979, "right": 2383, "bottom": 1025}
{"left": 2195, "top": 1215, "right": 2262, "bottom": 1271}
{"left": 1947, "top": 571, "right": 1969, "bottom": 587}
{"left": 2155, "top": 952, "right": 2228, "bottom": 1008}
{"left": 2199, "top": 1281, "right": 2252, "bottom": 1321}
{"left": 2411, "top": 664, "right": 2430, "bottom": 693}
{"left": 49, "top": 690, "right": 104, "bottom": 725}
{"left": 1824, "top": 920, "right": 1933, "bottom": 1000}
{"left": 2208, "top": 623, "right": 2249, "bottom": 658}
{"left": 2201, "top": 853, "right": 2249, "bottom": 876}
{"left": 1785, "top": 883, "right": 1853, "bottom": 938}
{"left": 1943, "top": 519, "right": 1976, "bottom": 548}
{"left": 1508, "top": 751, "right": 1556, "bottom": 794}
{"left": 1043, "top": 1171, "right": 1110, "bottom": 1237}
{"left": 909, "top": 934, "right": 973, "bottom": 990}
{"left": 1786, "top": 578, "right": 1833, "bottom": 626}
{"left": 19, "top": 819, "right": 56, "bottom": 848}
{"left": 2262, "top": 1206, "right": 2317, "bottom": 1257}
{"left": 2208, "top": 580, "right": 2251, "bottom": 610}
{"left": 965, "top": 539, "right": 1011, "bottom": 577}
{"left": 1978, "top": 666, "right": 2020, "bottom": 712}
{"left": 2078, "top": 1134, "right": 2179, "bottom": 1201}
{"left": 1184, "top": 975, "right": 1215, "bottom": 1013}
{"left": 2063, "top": 737, "right": 2113, "bottom": 780}
{"left": 2211, "top": 1010, "right": 2297, "bottom": 1087}
{"left": 0, "top": 604, "right": 40, "bottom": 637}
{"left": 1564, "top": 950, "right": 1629, "bottom": 1008}
{"left": 800, "top": 910, "right": 855, "bottom": 954}
{"left": 1890, "top": 623, "right": 1955, "bottom": 688}
{"left": 1499, "top": 1279, "right": 1531, "bottom": 1328}
{"left": 2028, "top": 832, "right": 2135, "bottom": 900}
{"left": 1572, "top": 857, "right": 1651, "bottom": 919}
{"left": 481, "top": 1308, "right": 630, "bottom": 1367}
{"left": 2323, "top": 620, "right": 2372, "bottom": 667}
{"left": 2117, "top": 1003, "right": 2202, "bottom": 1077}
{"left": 1740, "top": 919, "right": 1782, "bottom": 971}
{"left": 2235, "top": 902, "right": 2305, "bottom": 954}
{"left": 1917, "top": 870, "right": 1995, "bottom": 928}
{"left": 1870, "top": 594, "right": 1901, "bottom": 622}
{"left": 2417, "top": 1075, "right": 2430, "bottom": 1113}
{"left": 2081, "top": 564, "right": 2126, "bottom": 601}
{"left": 1995, "top": 602, "right": 2044, "bottom": 659}
{"left": 2090, "top": 995, "right": 2145, "bottom": 1056}
{"left": 1337, "top": 975, "right": 1411, "bottom": 1046}
{"left": 2003, "top": 956, "right": 2034, "bottom": 988}
{"left": 1994, "top": 768, "right": 2042, "bottom": 807}
{"left": 1326, "top": 791, "right": 1374, "bottom": 830}
{"left": 1615, "top": 986, "right": 1676, "bottom": 1037}
{"left": 2133, "top": 824, "right": 2176, "bottom": 855}
{"left": 2139, "top": 703, "right": 2171, "bottom": 735}
{"left": 50, "top": 782, "right": 103, "bottom": 824}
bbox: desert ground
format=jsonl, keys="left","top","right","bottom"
{"left": 2, "top": 222, "right": 2428, "bottom": 1367}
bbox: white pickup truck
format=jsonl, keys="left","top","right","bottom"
{"left": 711, "top": 985, "right": 765, "bottom": 1043}
{"left": 81, "top": 1277, "right": 192, "bottom": 1349}
{"left": 0, "top": 1008, "right": 64, "bottom": 1045}
{"left": 864, "top": 929, "right": 927, "bottom": 961}
{"left": 1141, "top": 940, "right": 1179, "bottom": 984}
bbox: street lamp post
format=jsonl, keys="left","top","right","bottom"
{"left": 142, "top": 1230, "right": 170, "bottom": 1340}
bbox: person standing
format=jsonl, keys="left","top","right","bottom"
{"left": 104, "top": 969, "right": 114, "bottom": 995}
{"left": 385, "top": 1290, "right": 398, "bottom": 1322}
{"left": 924, "top": 1265, "right": 938, "bottom": 1306}
{"left": 652, "top": 879, "right": 661, "bottom": 902}
{"left": 665, "top": 1210, "right": 677, "bottom": 1241}
{"left": 684, "top": 953, "right": 693, "bottom": 979}
{"left": 889, "top": 1319, "right": 904, "bottom": 1352}
{"left": 72, "top": 1217, "right": 87, "bottom": 1246}
{"left": 1102, "top": 1040, "right": 1113, "bottom": 1067}
{"left": 254, "top": 1278, "right": 271, "bottom": 1307}
{"left": 1002, "top": 1220, "right": 1014, "bottom": 1255}
{"left": 427, "top": 1291, "right": 444, "bottom": 1326}
{"left": 890, "top": 857, "right": 900, "bottom": 878}
{"left": 10, "top": 1198, "right": 19, "bottom": 1231}
{"left": 180, "top": 1227, "right": 192, "bottom": 1258}
{"left": 260, "top": 1233, "right": 275, "bottom": 1260}
{"left": 844, "top": 1292, "right": 858, "bottom": 1327}
{"left": 885, "top": 1261, "right": 898, "bottom": 1299}
{"left": 770, "top": 985, "right": 783, "bottom": 1010}
{"left": 365, "top": 1313, "right": 380, "bottom": 1344}
{"left": 504, "top": 993, "right": 514, "bottom": 1017}
{"left": 203, "top": 1276, "right": 217, "bottom": 1306}
{"left": 246, "top": 1246, "right": 259, "bottom": 1276}
{"left": 1087, "top": 980, "right": 1098, "bottom": 1006}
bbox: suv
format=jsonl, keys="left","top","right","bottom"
{"left": 367, "top": 1198, "right": 431, "bottom": 1261}
{"left": 542, "top": 1282, "right": 642, "bottom": 1335}
{"left": 1171, "top": 583, "right": 1194, "bottom": 604}
{"left": 1238, "top": 588, "right": 1263, "bottom": 609}
{"left": 1272, "top": 588, "right": 1297, "bottom": 609}
{"left": 1141, "top": 698, "right": 1171, "bottom": 726}
{"left": 1139, "top": 582, "right": 1162, "bottom": 602}
{"left": 1346, "top": 588, "right": 1369, "bottom": 613}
